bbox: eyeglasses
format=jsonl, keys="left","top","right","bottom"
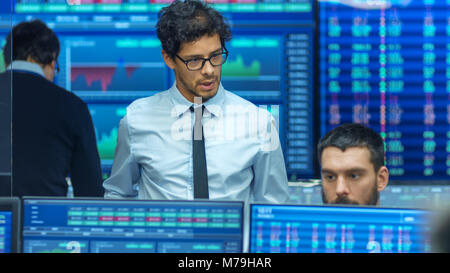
{"left": 175, "top": 48, "right": 229, "bottom": 71}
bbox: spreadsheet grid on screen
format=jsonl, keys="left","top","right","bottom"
{"left": 23, "top": 199, "right": 244, "bottom": 253}
{"left": 249, "top": 204, "right": 431, "bottom": 253}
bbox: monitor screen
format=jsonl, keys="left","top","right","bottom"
{"left": 22, "top": 198, "right": 244, "bottom": 253}
{"left": 3, "top": 0, "right": 318, "bottom": 180}
{"left": 319, "top": 0, "right": 450, "bottom": 181}
{"left": 0, "top": 197, "right": 20, "bottom": 253}
{"left": 250, "top": 203, "right": 431, "bottom": 253}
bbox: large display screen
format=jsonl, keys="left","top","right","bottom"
{"left": 319, "top": 0, "right": 450, "bottom": 180}
{"left": 4, "top": 0, "right": 318, "bottom": 179}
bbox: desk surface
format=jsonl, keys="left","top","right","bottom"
{"left": 288, "top": 183, "right": 450, "bottom": 209}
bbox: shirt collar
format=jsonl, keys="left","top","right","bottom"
{"left": 169, "top": 82, "right": 225, "bottom": 118}
{"left": 6, "top": 60, "right": 46, "bottom": 78}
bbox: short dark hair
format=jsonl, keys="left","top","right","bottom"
{"left": 3, "top": 19, "right": 60, "bottom": 66}
{"left": 317, "top": 123, "right": 386, "bottom": 172}
{"left": 156, "top": 0, "right": 232, "bottom": 59}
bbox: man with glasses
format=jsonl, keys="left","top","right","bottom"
{"left": 104, "top": 0, "right": 289, "bottom": 204}
{"left": 0, "top": 19, "right": 103, "bottom": 197}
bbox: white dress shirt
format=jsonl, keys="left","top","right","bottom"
{"left": 103, "top": 83, "right": 289, "bottom": 204}
{"left": 7, "top": 60, "right": 45, "bottom": 77}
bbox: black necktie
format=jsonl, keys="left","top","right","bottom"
{"left": 191, "top": 105, "right": 209, "bottom": 199}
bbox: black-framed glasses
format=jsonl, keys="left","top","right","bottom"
{"left": 175, "top": 48, "right": 229, "bottom": 71}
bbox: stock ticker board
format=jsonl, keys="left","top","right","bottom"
{"left": 319, "top": 0, "right": 450, "bottom": 181}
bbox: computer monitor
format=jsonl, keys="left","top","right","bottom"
{"left": 22, "top": 198, "right": 244, "bottom": 253}
{"left": 3, "top": 0, "right": 319, "bottom": 180}
{"left": 0, "top": 197, "right": 20, "bottom": 253}
{"left": 318, "top": 0, "right": 450, "bottom": 181}
{"left": 249, "top": 203, "right": 431, "bottom": 253}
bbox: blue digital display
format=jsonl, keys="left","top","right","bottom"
{"left": 0, "top": 198, "right": 19, "bottom": 253}
{"left": 87, "top": 103, "right": 127, "bottom": 171}
{"left": 0, "top": 211, "right": 12, "bottom": 253}
{"left": 55, "top": 33, "right": 285, "bottom": 102}
{"left": 221, "top": 34, "right": 283, "bottom": 101}
{"left": 3, "top": 0, "right": 317, "bottom": 179}
{"left": 0, "top": 1, "right": 11, "bottom": 15}
{"left": 250, "top": 204, "right": 431, "bottom": 253}
{"left": 23, "top": 198, "right": 244, "bottom": 253}
{"left": 319, "top": 0, "right": 450, "bottom": 180}
{"left": 59, "top": 29, "right": 313, "bottom": 178}
{"left": 62, "top": 36, "right": 168, "bottom": 96}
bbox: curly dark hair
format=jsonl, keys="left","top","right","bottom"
{"left": 3, "top": 19, "right": 60, "bottom": 66}
{"left": 156, "top": 0, "right": 232, "bottom": 59}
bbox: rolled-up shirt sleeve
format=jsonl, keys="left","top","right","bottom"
{"left": 103, "top": 114, "right": 140, "bottom": 199}
{"left": 252, "top": 112, "right": 290, "bottom": 204}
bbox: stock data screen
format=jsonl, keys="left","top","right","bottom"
{"left": 23, "top": 199, "right": 244, "bottom": 253}
{"left": 3, "top": 0, "right": 317, "bottom": 179}
{"left": 88, "top": 103, "right": 127, "bottom": 169}
{"left": 60, "top": 36, "right": 168, "bottom": 98}
{"left": 0, "top": 211, "right": 12, "bottom": 253}
{"left": 250, "top": 204, "right": 431, "bottom": 253}
{"left": 319, "top": 0, "right": 450, "bottom": 180}
{"left": 0, "top": 198, "right": 19, "bottom": 253}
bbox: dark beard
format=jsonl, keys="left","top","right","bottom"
{"left": 321, "top": 181, "right": 379, "bottom": 206}
{"left": 178, "top": 73, "right": 219, "bottom": 103}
